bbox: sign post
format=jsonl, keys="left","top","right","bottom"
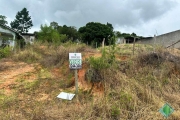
{"left": 75, "top": 69, "right": 78, "bottom": 94}
{"left": 69, "top": 53, "right": 82, "bottom": 94}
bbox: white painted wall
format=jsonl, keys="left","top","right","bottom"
{"left": 116, "top": 37, "right": 125, "bottom": 44}
{"left": 0, "top": 26, "right": 16, "bottom": 48}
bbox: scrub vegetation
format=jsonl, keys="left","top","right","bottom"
{"left": 0, "top": 41, "right": 180, "bottom": 120}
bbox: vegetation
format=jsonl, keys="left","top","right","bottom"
{"left": 0, "top": 15, "right": 8, "bottom": 25}
{"left": 57, "top": 25, "right": 78, "bottom": 42}
{"left": 37, "top": 24, "right": 62, "bottom": 45}
{"left": 10, "top": 8, "right": 33, "bottom": 33}
{"left": 0, "top": 41, "right": 180, "bottom": 119}
{"left": 1, "top": 7, "right": 180, "bottom": 120}
{"left": 78, "top": 22, "right": 114, "bottom": 47}
{"left": 0, "top": 46, "right": 12, "bottom": 59}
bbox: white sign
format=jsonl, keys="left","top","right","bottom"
{"left": 69, "top": 53, "right": 82, "bottom": 69}
{"left": 57, "top": 92, "right": 75, "bottom": 100}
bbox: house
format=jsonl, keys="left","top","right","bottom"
{"left": 21, "top": 33, "right": 36, "bottom": 44}
{"left": 138, "top": 30, "right": 180, "bottom": 49}
{"left": 116, "top": 37, "right": 126, "bottom": 44}
{"left": 0, "top": 23, "right": 25, "bottom": 48}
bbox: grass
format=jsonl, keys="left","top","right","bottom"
{"left": 0, "top": 42, "right": 180, "bottom": 119}
{"left": 100, "top": 44, "right": 154, "bottom": 56}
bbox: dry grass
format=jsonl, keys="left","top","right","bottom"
{"left": 0, "top": 42, "right": 180, "bottom": 119}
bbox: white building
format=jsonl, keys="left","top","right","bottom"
{"left": 0, "top": 23, "right": 25, "bottom": 48}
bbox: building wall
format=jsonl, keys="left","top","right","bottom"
{"left": 138, "top": 30, "right": 180, "bottom": 48}
{"left": 0, "top": 26, "right": 16, "bottom": 48}
{"left": 22, "top": 35, "right": 35, "bottom": 44}
{"left": 116, "top": 37, "right": 126, "bottom": 44}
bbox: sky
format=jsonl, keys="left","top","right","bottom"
{"left": 0, "top": 0, "right": 180, "bottom": 37}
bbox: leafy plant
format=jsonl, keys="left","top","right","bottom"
{"left": 89, "top": 56, "right": 110, "bottom": 70}
{"left": 111, "top": 105, "right": 120, "bottom": 119}
{"left": 38, "top": 24, "right": 61, "bottom": 45}
{"left": 108, "top": 36, "right": 116, "bottom": 64}
{"left": 0, "top": 46, "right": 12, "bottom": 59}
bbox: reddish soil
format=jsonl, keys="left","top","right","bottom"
{"left": 0, "top": 52, "right": 129, "bottom": 96}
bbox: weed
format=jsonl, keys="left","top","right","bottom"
{"left": 0, "top": 94, "right": 18, "bottom": 109}
{"left": 111, "top": 105, "right": 120, "bottom": 119}
{"left": 13, "top": 49, "right": 41, "bottom": 63}
{"left": 162, "top": 78, "right": 169, "bottom": 85}
{"left": 0, "top": 46, "right": 12, "bottom": 59}
{"left": 119, "top": 91, "right": 132, "bottom": 109}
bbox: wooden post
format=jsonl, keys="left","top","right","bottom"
{"left": 102, "top": 38, "right": 105, "bottom": 48}
{"left": 133, "top": 37, "right": 136, "bottom": 55}
{"left": 154, "top": 34, "right": 156, "bottom": 51}
{"left": 75, "top": 69, "right": 78, "bottom": 94}
{"left": 96, "top": 42, "right": 97, "bottom": 48}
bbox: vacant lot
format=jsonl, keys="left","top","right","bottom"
{"left": 0, "top": 43, "right": 180, "bottom": 119}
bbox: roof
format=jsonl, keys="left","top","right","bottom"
{"left": 21, "top": 33, "right": 35, "bottom": 36}
{"left": 0, "top": 23, "right": 25, "bottom": 40}
{"left": 0, "top": 23, "right": 19, "bottom": 34}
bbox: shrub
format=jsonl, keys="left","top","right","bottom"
{"left": 40, "top": 46, "right": 69, "bottom": 68}
{"left": 13, "top": 49, "right": 41, "bottom": 63}
{"left": 89, "top": 56, "right": 110, "bottom": 70}
{"left": 0, "top": 46, "right": 12, "bottom": 59}
{"left": 85, "top": 38, "right": 117, "bottom": 83}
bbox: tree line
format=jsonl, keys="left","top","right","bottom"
{"left": 0, "top": 7, "right": 141, "bottom": 47}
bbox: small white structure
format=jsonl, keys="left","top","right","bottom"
{"left": 116, "top": 37, "right": 126, "bottom": 44}
{"left": 21, "top": 33, "right": 36, "bottom": 44}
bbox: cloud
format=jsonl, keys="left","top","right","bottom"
{"left": 0, "top": 0, "right": 178, "bottom": 35}
{"left": 115, "top": 0, "right": 180, "bottom": 36}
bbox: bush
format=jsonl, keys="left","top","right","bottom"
{"left": 40, "top": 46, "right": 69, "bottom": 68}
{"left": 89, "top": 56, "right": 110, "bottom": 70}
{"left": 0, "top": 46, "right": 12, "bottom": 59}
{"left": 13, "top": 49, "right": 41, "bottom": 63}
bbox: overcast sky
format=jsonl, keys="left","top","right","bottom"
{"left": 0, "top": 0, "right": 179, "bottom": 36}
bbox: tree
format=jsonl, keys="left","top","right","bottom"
{"left": 107, "top": 22, "right": 113, "bottom": 32}
{"left": 114, "top": 31, "right": 121, "bottom": 38}
{"left": 0, "top": 15, "right": 8, "bottom": 25}
{"left": 131, "top": 32, "right": 137, "bottom": 37}
{"left": 78, "top": 22, "right": 113, "bottom": 47}
{"left": 50, "top": 21, "right": 59, "bottom": 30}
{"left": 57, "top": 25, "right": 78, "bottom": 41}
{"left": 10, "top": 8, "right": 33, "bottom": 33}
{"left": 38, "top": 24, "right": 65, "bottom": 44}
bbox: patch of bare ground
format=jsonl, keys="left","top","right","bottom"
{"left": 0, "top": 58, "right": 37, "bottom": 95}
